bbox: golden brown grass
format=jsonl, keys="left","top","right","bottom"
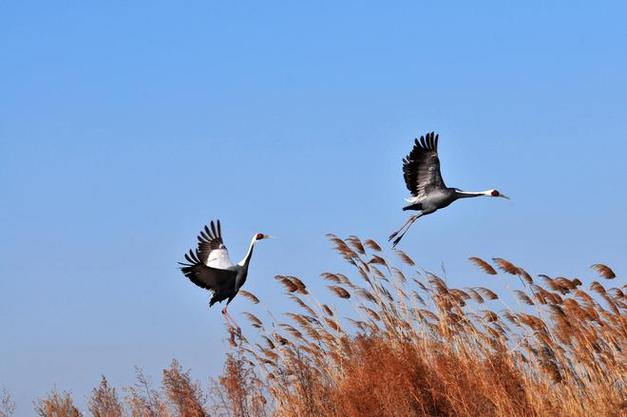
{"left": 0, "top": 388, "right": 16, "bottom": 417}
{"left": 88, "top": 377, "right": 123, "bottom": 417}
{"left": 35, "top": 390, "right": 82, "bottom": 417}
{"left": 27, "top": 236, "right": 626, "bottom": 416}
{"left": 220, "top": 236, "right": 625, "bottom": 417}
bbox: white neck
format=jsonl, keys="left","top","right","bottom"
{"left": 238, "top": 236, "right": 258, "bottom": 267}
{"left": 456, "top": 190, "right": 492, "bottom": 198}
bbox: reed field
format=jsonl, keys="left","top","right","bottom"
{"left": 4, "top": 236, "right": 624, "bottom": 417}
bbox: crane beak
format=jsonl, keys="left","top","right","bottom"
{"left": 263, "top": 234, "right": 274, "bottom": 239}
{"left": 499, "top": 194, "right": 511, "bottom": 200}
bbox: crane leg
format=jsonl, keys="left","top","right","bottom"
{"left": 388, "top": 218, "right": 411, "bottom": 242}
{"left": 389, "top": 213, "right": 423, "bottom": 248}
{"left": 221, "top": 307, "right": 234, "bottom": 328}
{"left": 389, "top": 213, "right": 421, "bottom": 242}
{"left": 222, "top": 306, "right": 242, "bottom": 337}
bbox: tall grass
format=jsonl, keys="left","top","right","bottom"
{"left": 89, "top": 377, "right": 123, "bottom": 417}
{"left": 221, "top": 235, "right": 625, "bottom": 417}
{"left": 35, "top": 390, "right": 82, "bottom": 417}
{"left": 0, "top": 388, "right": 16, "bottom": 417}
{"left": 24, "top": 236, "right": 626, "bottom": 416}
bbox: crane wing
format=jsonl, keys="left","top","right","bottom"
{"left": 196, "top": 220, "right": 235, "bottom": 268}
{"left": 179, "top": 249, "right": 237, "bottom": 292}
{"left": 402, "top": 132, "right": 447, "bottom": 199}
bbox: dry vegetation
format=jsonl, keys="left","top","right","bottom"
{"left": 12, "top": 236, "right": 626, "bottom": 416}
{"left": 0, "top": 388, "right": 16, "bottom": 417}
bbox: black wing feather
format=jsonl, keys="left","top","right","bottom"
{"left": 196, "top": 219, "right": 227, "bottom": 264}
{"left": 179, "top": 249, "right": 236, "bottom": 292}
{"left": 402, "top": 132, "right": 447, "bottom": 198}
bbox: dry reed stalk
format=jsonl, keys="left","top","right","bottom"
{"left": 287, "top": 276, "right": 308, "bottom": 295}
{"left": 469, "top": 256, "right": 498, "bottom": 275}
{"left": 492, "top": 257, "right": 519, "bottom": 275}
{"left": 395, "top": 249, "right": 415, "bottom": 266}
{"left": 89, "top": 377, "right": 124, "bottom": 417}
{"left": 320, "top": 272, "right": 341, "bottom": 283}
{"left": 346, "top": 236, "right": 366, "bottom": 255}
{"left": 162, "top": 360, "right": 207, "bottom": 417}
{"left": 591, "top": 264, "right": 616, "bottom": 279}
{"left": 321, "top": 304, "right": 334, "bottom": 316}
{"left": 275, "top": 275, "right": 299, "bottom": 293}
{"left": 239, "top": 290, "right": 260, "bottom": 304}
{"left": 0, "top": 389, "right": 15, "bottom": 417}
{"left": 327, "top": 286, "right": 351, "bottom": 299}
{"left": 35, "top": 390, "right": 82, "bottom": 417}
{"left": 125, "top": 367, "right": 170, "bottom": 417}
{"left": 244, "top": 312, "right": 264, "bottom": 328}
{"left": 289, "top": 295, "right": 318, "bottom": 318}
{"left": 363, "top": 239, "right": 382, "bottom": 252}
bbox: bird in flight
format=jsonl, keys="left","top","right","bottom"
{"left": 389, "top": 132, "right": 509, "bottom": 247}
{"left": 179, "top": 220, "right": 271, "bottom": 334}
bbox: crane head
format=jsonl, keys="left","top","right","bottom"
{"left": 490, "top": 189, "right": 510, "bottom": 200}
{"left": 255, "top": 233, "right": 273, "bottom": 240}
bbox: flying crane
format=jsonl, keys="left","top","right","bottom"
{"left": 179, "top": 220, "right": 271, "bottom": 334}
{"left": 389, "top": 132, "right": 509, "bottom": 247}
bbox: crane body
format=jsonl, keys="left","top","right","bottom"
{"left": 179, "top": 220, "right": 270, "bottom": 334}
{"left": 389, "top": 132, "right": 509, "bottom": 247}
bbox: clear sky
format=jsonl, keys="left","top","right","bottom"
{"left": 1, "top": 1, "right": 626, "bottom": 415}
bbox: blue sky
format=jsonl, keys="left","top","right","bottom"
{"left": 1, "top": 1, "right": 626, "bottom": 414}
